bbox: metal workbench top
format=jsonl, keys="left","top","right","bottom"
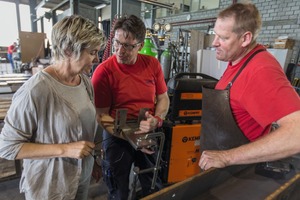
{"left": 143, "top": 155, "right": 300, "bottom": 200}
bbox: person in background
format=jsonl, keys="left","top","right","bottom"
{"left": 91, "top": 15, "right": 170, "bottom": 199}
{"left": 7, "top": 42, "right": 17, "bottom": 72}
{"left": 199, "top": 3, "right": 300, "bottom": 170}
{"left": 0, "top": 15, "right": 106, "bottom": 200}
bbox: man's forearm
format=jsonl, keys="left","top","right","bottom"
{"left": 227, "top": 111, "right": 300, "bottom": 166}
{"left": 155, "top": 93, "right": 170, "bottom": 119}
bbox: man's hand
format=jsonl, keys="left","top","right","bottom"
{"left": 135, "top": 111, "right": 158, "bottom": 134}
{"left": 140, "top": 147, "right": 155, "bottom": 154}
{"left": 199, "top": 150, "right": 230, "bottom": 171}
{"left": 134, "top": 111, "right": 159, "bottom": 154}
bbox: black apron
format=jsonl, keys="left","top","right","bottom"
{"left": 200, "top": 49, "right": 265, "bottom": 152}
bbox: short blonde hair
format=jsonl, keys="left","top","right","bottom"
{"left": 51, "top": 15, "right": 106, "bottom": 62}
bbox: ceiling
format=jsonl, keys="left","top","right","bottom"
{"left": 0, "top": 0, "right": 111, "bottom": 9}
{"left": 1, "top": 0, "right": 174, "bottom": 10}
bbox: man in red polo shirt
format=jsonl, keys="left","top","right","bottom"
{"left": 199, "top": 3, "right": 300, "bottom": 170}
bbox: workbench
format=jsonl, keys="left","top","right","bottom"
{"left": 143, "top": 155, "right": 300, "bottom": 200}
{"left": 0, "top": 73, "right": 30, "bottom": 93}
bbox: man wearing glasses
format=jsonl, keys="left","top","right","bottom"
{"left": 91, "top": 15, "right": 169, "bottom": 199}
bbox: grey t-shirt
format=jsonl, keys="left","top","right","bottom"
{"left": 0, "top": 70, "right": 97, "bottom": 200}
{"left": 50, "top": 74, "right": 95, "bottom": 139}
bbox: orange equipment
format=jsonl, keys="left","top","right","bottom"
{"left": 161, "top": 123, "right": 201, "bottom": 183}
{"left": 161, "top": 73, "right": 217, "bottom": 184}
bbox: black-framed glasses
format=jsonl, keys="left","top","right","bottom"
{"left": 112, "top": 38, "right": 141, "bottom": 51}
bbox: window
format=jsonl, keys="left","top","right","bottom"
{"left": 154, "top": 0, "right": 219, "bottom": 17}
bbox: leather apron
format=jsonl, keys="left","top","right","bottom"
{"left": 200, "top": 49, "right": 265, "bottom": 152}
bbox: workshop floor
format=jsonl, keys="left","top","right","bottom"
{"left": 0, "top": 174, "right": 109, "bottom": 200}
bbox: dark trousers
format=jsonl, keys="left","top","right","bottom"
{"left": 101, "top": 131, "right": 162, "bottom": 200}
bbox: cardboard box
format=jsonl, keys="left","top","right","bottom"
{"left": 204, "top": 34, "right": 215, "bottom": 49}
{"left": 190, "top": 30, "right": 205, "bottom": 72}
{"left": 274, "top": 39, "right": 295, "bottom": 49}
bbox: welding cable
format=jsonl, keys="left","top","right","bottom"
{"left": 102, "top": 15, "right": 118, "bottom": 61}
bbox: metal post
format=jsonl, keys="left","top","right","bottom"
{"left": 15, "top": 0, "right": 21, "bottom": 34}
{"left": 29, "top": 0, "right": 37, "bottom": 32}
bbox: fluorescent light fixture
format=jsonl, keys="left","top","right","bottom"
{"left": 138, "top": 0, "right": 173, "bottom": 9}
{"left": 95, "top": 4, "right": 107, "bottom": 9}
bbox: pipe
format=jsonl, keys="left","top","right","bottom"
{"left": 137, "top": 0, "right": 173, "bottom": 9}
{"left": 171, "top": 17, "right": 216, "bottom": 27}
{"left": 170, "top": 0, "right": 236, "bottom": 28}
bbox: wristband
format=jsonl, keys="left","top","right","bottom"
{"left": 154, "top": 116, "right": 163, "bottom": 128}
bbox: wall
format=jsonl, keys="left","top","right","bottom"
{"left": 256, "top": 0, "right": 300, "bottom": 62}
{"left": 155, "top": 0, "right": 300, "bottom": 71}
{"left": 110, "top": 0, "right": 141, "bottom": 20}
{"left": 79, "top": 3, "right": 98, "bottom": 25}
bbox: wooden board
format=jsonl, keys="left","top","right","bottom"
{"left": 190, "top": 30, "right": 205, "bottom": 73}
{"left": 0, "top": 98, "right": 11, "bottom": 120}
{"left": 19, "top": 31, "right": 46, "bottom": 63}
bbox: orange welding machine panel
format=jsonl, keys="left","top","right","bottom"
{"left": 180, "top": 92, "right": 202, "bottom": 100}
{"left": 178, "top": 110, "right": 202, "bottom": 117}
{"left": 167, "top": 124, "right": 201, "bottom": 183}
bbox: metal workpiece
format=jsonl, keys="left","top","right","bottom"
{"left": 130, "top": 131, "right": 165, "bottom": 200}
{"left": 114, "top": 108, "right": 159, "bottom": 150}
{"left": 113, "top": 109, "right": 128, "bottom": 136}
{"left": 114, "top": 109, "right": 165, "bottom": 200}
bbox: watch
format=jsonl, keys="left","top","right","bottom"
{"left": 154, "top": 116, "right": 163, "bottom": 128}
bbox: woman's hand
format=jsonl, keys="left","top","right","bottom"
{"left": 63, "top": 141, "right": 95, "bottom": 159}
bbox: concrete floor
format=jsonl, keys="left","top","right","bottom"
{"left": 0, "top": 175, "right": 108, "bottom": 200}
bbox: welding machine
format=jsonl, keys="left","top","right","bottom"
{"left": 161, "top": 73, "right": 218, "bottom": 184}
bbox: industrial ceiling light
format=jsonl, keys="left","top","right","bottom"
{"left": 94, "top": 4, "right": 107, "bottom": 9}
{"left": 138, "top": 0, "right": 173, "bottom": 9}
